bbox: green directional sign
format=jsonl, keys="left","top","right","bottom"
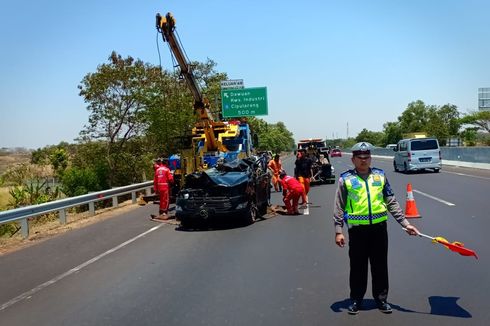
{"left": 221, "top": 87, "right": 268, "bottom": 118}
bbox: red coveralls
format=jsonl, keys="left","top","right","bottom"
{"left": 280, "top": 175, "right": 305, "bottom": 214}
{"left": 153, "top": 164, "right": 174, "bottom": 214}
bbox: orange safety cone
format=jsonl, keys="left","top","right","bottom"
{"left": 405, "top": 183, "right": 421, "bottom": 218}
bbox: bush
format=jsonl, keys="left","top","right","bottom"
{"left": 61, "top": 167, "right": 102, "bottom": 197}
{"left": 0, "top": 222, "right": 20, "bottom": 237}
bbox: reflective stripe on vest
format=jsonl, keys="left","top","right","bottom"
{"left": 343, "top": 171, "right": 388, "bottom": 225}
{"left": 156, "top": 166, "right": 171, "bottom": 185}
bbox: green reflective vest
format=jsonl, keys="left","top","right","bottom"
{"left": 342, "top": 169, "right": 388, "bottom": 225}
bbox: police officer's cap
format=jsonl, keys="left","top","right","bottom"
{"left": 351, "top": 142, "right": 373, "bottom": 156}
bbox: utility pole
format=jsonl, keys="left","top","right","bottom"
{"left": 347, "top": 122, "right": 349, "bottom": 139}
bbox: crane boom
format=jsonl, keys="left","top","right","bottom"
{"left": 156, "top": 12, "right": 214, "bottom": 123}
{"left": 155, "top": 11, "right": 253, "bottom": 182}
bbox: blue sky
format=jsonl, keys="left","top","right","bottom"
{"left": 1, "top": 0, "right": 489, "bottom": 149}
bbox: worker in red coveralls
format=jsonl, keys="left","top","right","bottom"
{"left": 153, "top": 158, "right": 161, "bottom": 171}
{"left": 279, "top": 171, "right": 305, "bottom": 215}
{"left": 152, "top": 158, "right": 174, "bottom": 220}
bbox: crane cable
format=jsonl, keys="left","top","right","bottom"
{"left": 155, "top": 30, "right": 178, "bottom": 75}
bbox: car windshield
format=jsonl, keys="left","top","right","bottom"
{"left": 411, "top": 139, "right": 438, "bottom": 150}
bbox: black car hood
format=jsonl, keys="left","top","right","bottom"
{"left": 184, "top": 157, "right": 259, "bottom": 189}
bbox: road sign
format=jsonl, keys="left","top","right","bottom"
{"left": 220, "top": 79, "right": 244, "bottom": 89}
{"left": 221, "top": 87, "right": 268, "bottom": 117}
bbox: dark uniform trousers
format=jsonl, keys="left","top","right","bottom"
{"left": 348, "top": 221, "right": 388, "bottom": 303}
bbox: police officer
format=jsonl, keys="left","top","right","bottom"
{"left": 333, "top": 142, "right": 419, "bottom": 315}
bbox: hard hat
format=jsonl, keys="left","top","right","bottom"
{"left": 351, "top": 142, "right": 373, "bottom": 155}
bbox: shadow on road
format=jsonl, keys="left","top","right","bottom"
{"left": 428, "top": 296, "right": 472, "bottom": 318}
{"left": 331, "top": 296, "right": 472, "bottom": 318}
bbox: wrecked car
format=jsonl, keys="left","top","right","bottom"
{"left": 175, "top": 155, "right": 271, "bottom": 228}
{"left": 310, "top": 160, "right": 336, "bottom": 185}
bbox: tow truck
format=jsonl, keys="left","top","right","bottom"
{"left": 296, "top": 138, "right": 335, "bottom": 184}
{"left": 155, "top": 12, "right": 270, "bottom": 227}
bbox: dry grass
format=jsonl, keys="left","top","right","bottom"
{"left": 0, "top": 152, "right": 31, "bottom": 210}
{"left": 0, "top": 152, "right": 31, "bottom": 175}
{"left": 0, "top": 187, "right": 11, "bottom": 209}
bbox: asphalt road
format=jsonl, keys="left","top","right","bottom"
{"left": 0, "top": 155, "right": 489, "bottom": 326}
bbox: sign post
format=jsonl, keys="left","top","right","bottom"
{"left": 220, "top": 79, "right": 244, "bottom": 89}
{"left": 221, "top": 87, "right": 268, "bottom": 118}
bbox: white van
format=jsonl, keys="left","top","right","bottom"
{"left": 393, "top": 138, "right": 442, "bottom": 173}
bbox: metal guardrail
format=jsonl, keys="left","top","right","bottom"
{"left": 370, "top": 147, "right": 490, "bottom": 170}
{"left": 0, "top": 181, "right": 154, "bottom": 239}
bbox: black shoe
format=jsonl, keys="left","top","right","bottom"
{"left": 347, "top": 301, "right": 360, "bottom": 315}
{"left": 377, "top": 301, "right": 392, "bottom": 314}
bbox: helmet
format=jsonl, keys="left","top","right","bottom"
{"left": 351, "top": 142, "right": 373, "bottom": 156}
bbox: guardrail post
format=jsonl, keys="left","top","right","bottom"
{"left": 131, "top": 191, "right": 137, "bottom": 204}
{"left": 112, "top": 196, "right": 118, "bottom": 208}
{"left": 89, "top": 202, "right": 95, "bottom": 216}
{"left": 20, "top": 218, "right": 29, "bottom": 239}
{"left": 59, "top": 209, "right": 67, "bottom": 224}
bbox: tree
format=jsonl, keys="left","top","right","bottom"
{"left": 143, "top": 59, "right": 225, "bottom": 158}
{"left": 49, "top": 148, "right": 69, "bottom": 178}
{"left": 438, "top": 104, "right": 461, "bottom": 136}
{"left": 382, "top": 121, "right": 403, "bottom": 145}
{"left": 78, "top": 52, "right": 164, "bottom": 186}
{"left": 247, "top": 118, "right": 295, "bottom": 153}
{"left": 460, "top": 128, "right": 478, "bottom": 146}
{"left": 142, "top": 69, "right": 194, "bottom": 157}
{"left": 398, "top": 100, "right": 429, "bottom": 133}
{"left": 459, "top": 110, "right": 490, "bottom": 133}
{"left": 61, "top": 167, "right": 101, "bottom": 197}
{"left": 70, "top": 141, "right": 111, "bottom": 190}
{"left": 425, "top": 104, "right": 461, "bottom": 146}
{"left": 355, "top": 128, "right": 384, "bottom": 146}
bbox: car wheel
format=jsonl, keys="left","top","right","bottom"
{"left": 393, "top": 161, "right": 399, "bottom": 172}
{"left": 259, "top": 201, "right": 268, "bottom": 216}
{"left": 434, "top": 168, "right": 440, "bottom": 173}
{"left": 403, "top": 162, "right": 409, "bottom": 174}
{"left": 179, "top": 216, "right": 192, "bottom": 229}
{"left": 243, "top": 202, "right": 258, "bottom": 225}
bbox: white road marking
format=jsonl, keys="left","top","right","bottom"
{"left": 442, "top": 170, "right": 490, "bottom": 181}
{"left": 412, "top": 189, "right": 456, "bottom": 206}
{"left": 0, "top": 224, "right": 165, "bottom": 312}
